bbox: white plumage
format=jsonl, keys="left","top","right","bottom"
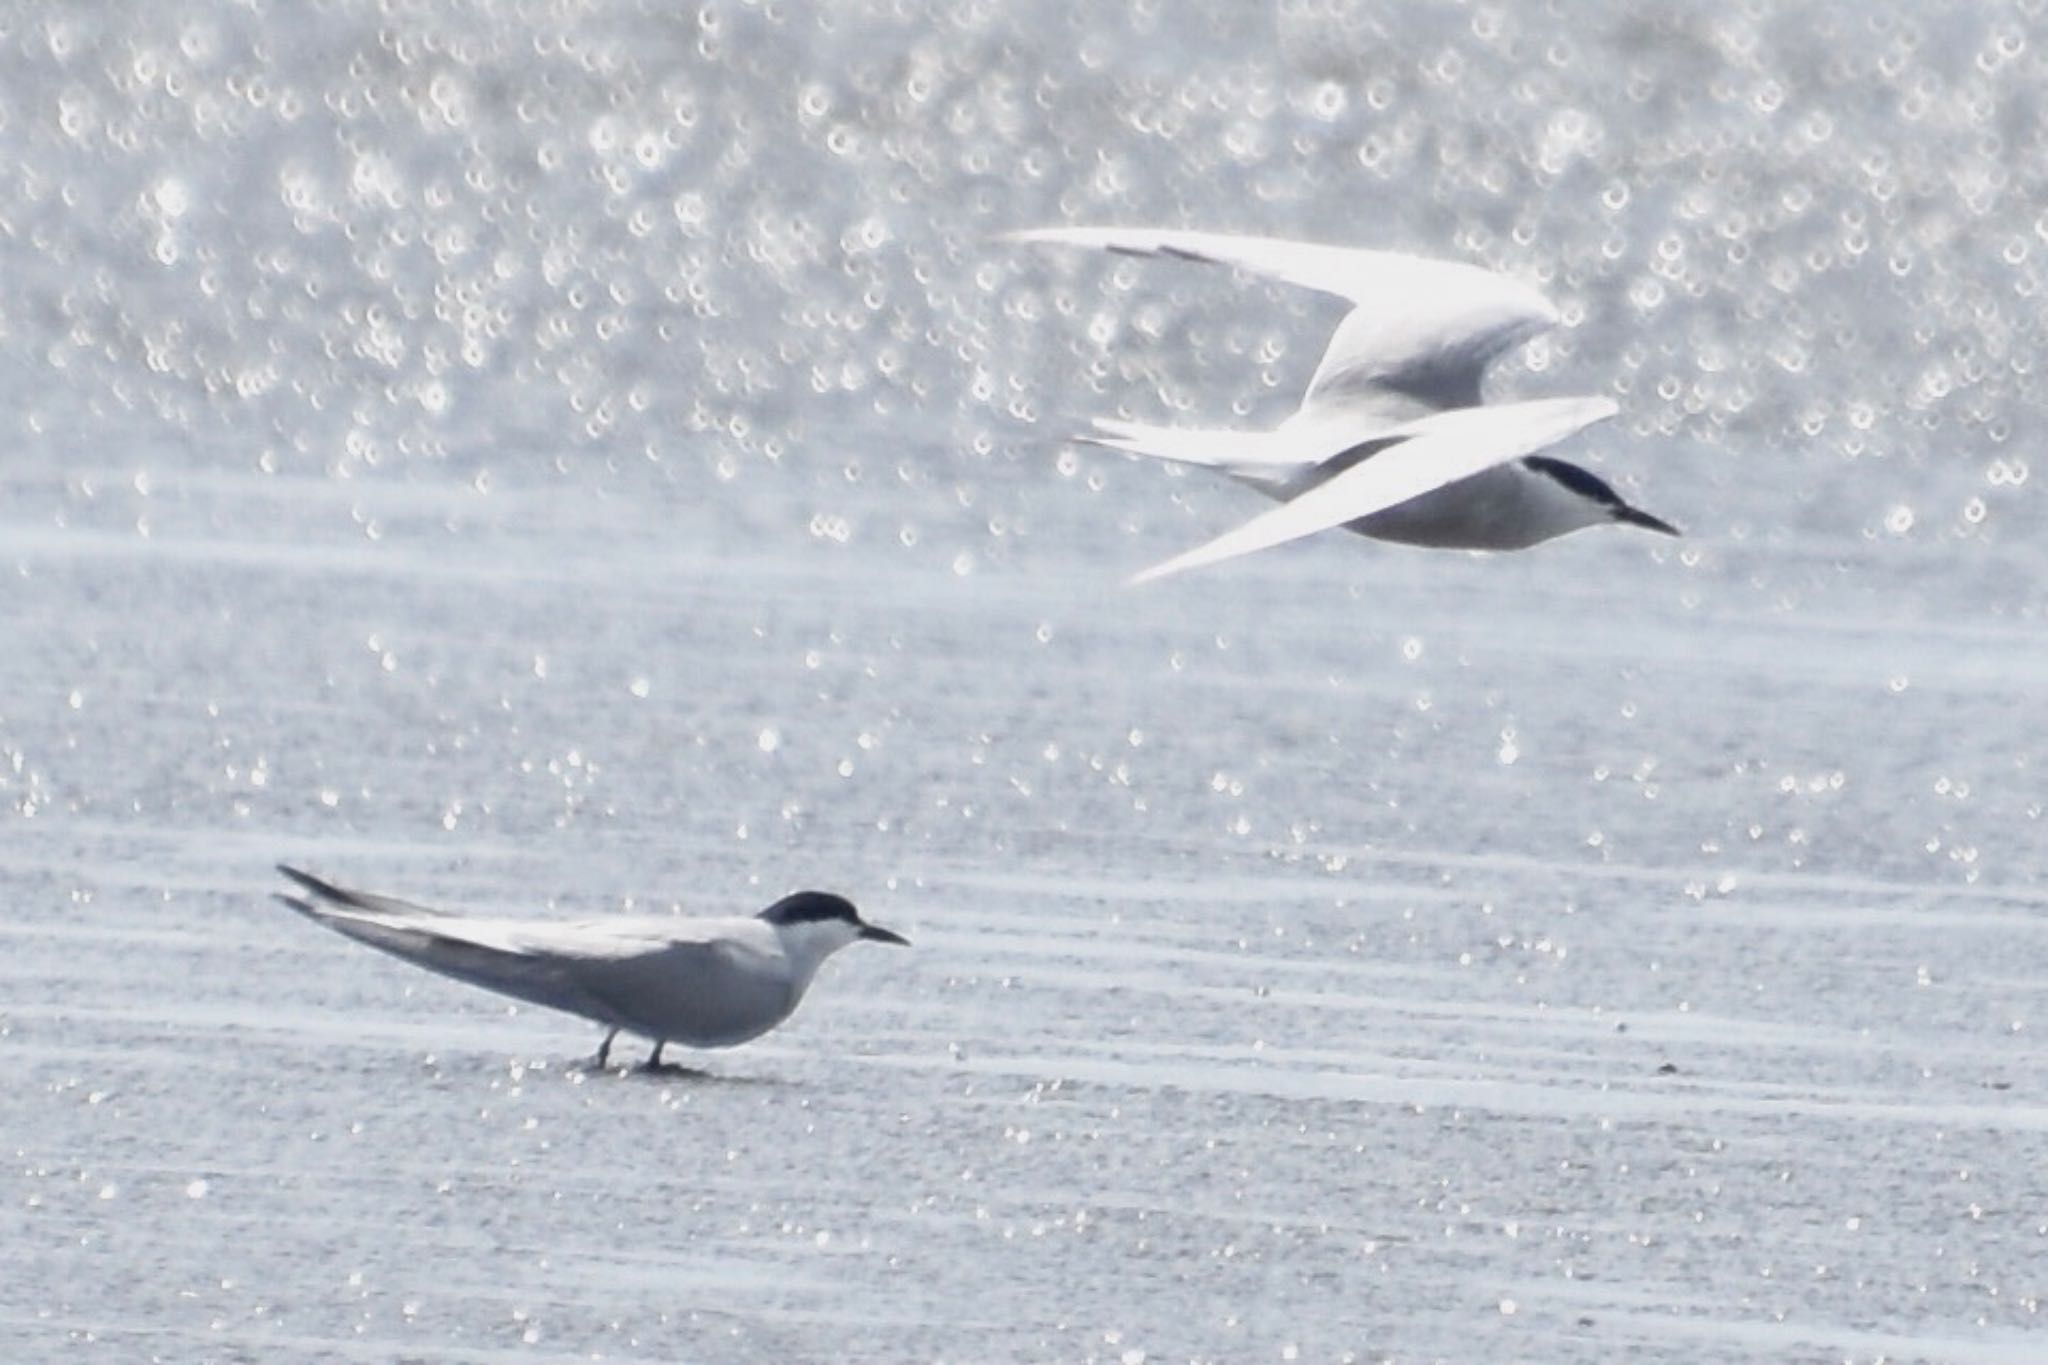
{"left": 1007, "top": 226, "right": 1677, "bottom": 583}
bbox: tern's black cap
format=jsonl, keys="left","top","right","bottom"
{"left": 759, "top": 891, "right": 909, "bottom": 946}
{"left": 759, "top": 891, "right": 861, "bottom": 926}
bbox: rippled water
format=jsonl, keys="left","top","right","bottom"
{"left": 3, "top": 3, "right": 2045, "bottom": 1361}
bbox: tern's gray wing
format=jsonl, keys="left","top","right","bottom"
{"left": 277, "top": 868, "right": 634, "bottom": 1026}
{"left": 1130, "top": 396, "right": 1618, "bottom": 584}
{"left": 278, "top": 864, "right": 462, "bottom": 919}
{"left": 1006, "top": 226, "right": 1561, "bottom": 413}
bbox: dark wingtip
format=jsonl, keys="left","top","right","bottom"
{"left": 273, "top": 892, "right": 318, "bottom": 917}
{"left": 276, "top": 864, "right": 376, "bottom": 910}
{"left": 276, "top": 864, "right": 335, "bottom": 898}
{"left": 1617, "top": 505, "right": 1682, "bottom": 537}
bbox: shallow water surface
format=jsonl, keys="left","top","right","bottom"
{"left": 3, "top": 3, "right": 2046, "bottom": 1361}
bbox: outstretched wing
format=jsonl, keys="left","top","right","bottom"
{"left": 1128, "top": 396, "right": 1618, "bottom": 585}
{"left": 1006, "top": 226, "right": 1562, "bottom": 410}
{"left": 1008, "top": 225, "right": 1463, "bottom": 303}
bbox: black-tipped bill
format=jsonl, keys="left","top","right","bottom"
{"left": 860, "top": 923, "right": 910, "bottom": 947}
{"left": 1616, "top": 504, "right": 1681, "bottom": 537}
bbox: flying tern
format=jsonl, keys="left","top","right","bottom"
{"left": 1007, "top": 226, "right": 1678, "bottom": 583}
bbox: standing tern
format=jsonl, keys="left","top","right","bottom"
{"left": 275, "top": 865, "right": 908, "bottom": 1070}
{"left": 1006, "top": 227, "right": 1679, "bottom": 583}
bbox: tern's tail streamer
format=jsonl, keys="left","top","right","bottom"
{"left": 1075, "top": 418, "right": 1294, "bottom": 471}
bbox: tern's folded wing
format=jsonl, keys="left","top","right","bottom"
{"left": 278, "top": 864, "right": 460, "bottom": 919}
{"left": 1129, "top": 395, "right": 1618, "bottom": 585}
{"left": 276, "top": 868, "right": 661, "bottom": 1018}
{"left": 280, "top": 897, "right": 630, "bottom": 1023}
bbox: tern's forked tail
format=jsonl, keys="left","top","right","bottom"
{"left": 1076, "top": 417, "right": 1255, "bottom": 470}
{"left": 1075, "top": 416, "right": 1344, "bottom": 475}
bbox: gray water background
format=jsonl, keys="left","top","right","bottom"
{"left": 2, "top": 2, "right": 2045, "bottom": 1360}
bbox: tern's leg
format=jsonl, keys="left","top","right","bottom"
{"left": 646, "top": 1039, "right": 665, "bottom": 1069}
{"left": 594, "top": 1027, "right": 619, "bottom": 1069}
